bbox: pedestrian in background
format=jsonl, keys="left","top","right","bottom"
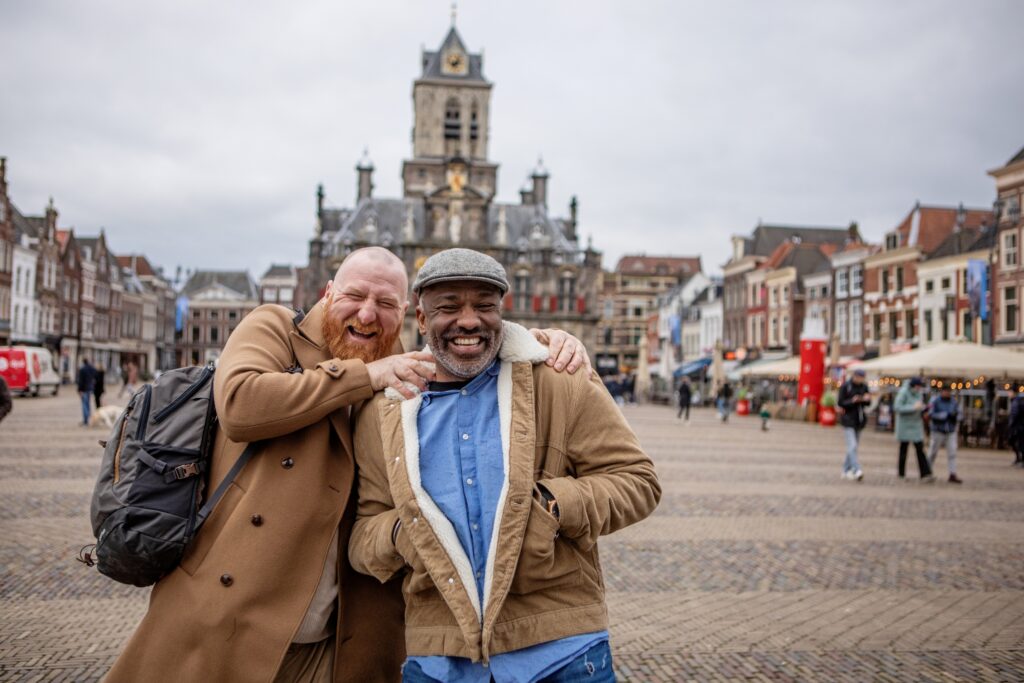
{"left": 927, "top": 385, "right": 962, "bottom": 483}
{"left": 93, "top": 364, "right": 106, "bottom": 410}
{"left": 837, "top": 369, "right": 870, "bottom": 481}
{"left": 717, "top": 381, "right": 733, "bottom": 422}
{"left": 677, "top": 376, "right": 692, "bottom": 422}
{"left": 894, "top": 377, "right": 935, "bottom": 482}
{"left": 1008, "top": 393, "right": 1024, "bottom": 468}
{"left": 76, "top": 358, "right": 96, "bottom": 427}
{"left": 0, "top": 375, "right": 12, "bottom": 425}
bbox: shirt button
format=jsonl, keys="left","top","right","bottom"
{"left": 462, "top": 433, "right": 470, "bottom": 441}
{"left": 466, "top": 478, "right": 473, "bottom": 486}
{"left": 461, "top": 389, "right": 468, "bottom": 396}
{"left": 471, "top": 522, "right": 479, "bottom": 530}
{"left": 476, "top": 571, "right": 482, "bottom": 578}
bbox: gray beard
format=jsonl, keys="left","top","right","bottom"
{"left": 428, "top": 328, "right": 503, "bottom": 380}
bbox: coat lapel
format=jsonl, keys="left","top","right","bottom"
{"left": 290, "top": 305, "right": 355, "bottom": 453}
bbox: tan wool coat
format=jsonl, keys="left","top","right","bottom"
{"left": 105, "top": 304, "right": 405, "bottom": 683}
{"left": 348, "top": 323, "right": 661, "bottom": 663}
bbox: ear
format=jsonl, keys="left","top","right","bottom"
{"left": 416, "top": 305, "right": 427, "bottom": 335}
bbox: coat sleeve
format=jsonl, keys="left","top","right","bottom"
{"left": 893, "top": 389, "right": 918, "bottom": 415}
{"left": 348, "top": 400, "right": 406, "bottom": 582}
{"left": 538, "top": 371, "right": 661, "bottom": 552}
{"left": 213, "top": 305, "right": 374, "bottom": 442}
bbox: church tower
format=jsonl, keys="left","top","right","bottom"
{"left": 402, "top": 18, "right": 498, "bottom": 243}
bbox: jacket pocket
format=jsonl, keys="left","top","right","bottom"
{"left": 509, "top": 499, "right": 581, "bottom": 595}
{"left": 178, "top": 481, "right": 244, "bottom": 576}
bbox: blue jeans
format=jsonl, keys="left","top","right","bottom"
{"left": 401, "top": 641, "right": 616, "bottom": 683}
{"left": 842, "top": 427, "right": 861, "bottom": 474}
{"left": 80, "top": 392, "right": 92, "bottom": 425}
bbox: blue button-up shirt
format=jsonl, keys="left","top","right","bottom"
{"left": 410, "top": 360, "right": 607, "bottom": 683}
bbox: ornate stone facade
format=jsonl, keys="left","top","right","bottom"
{"left": 303, "top": 24, "right": 601, "bottom": 352}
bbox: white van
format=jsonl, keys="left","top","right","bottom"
{"left": 0, "top": 346, "right": 61, "bottom": 396}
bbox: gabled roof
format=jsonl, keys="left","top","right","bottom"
{"left": 742, "top": 223, "right": 854, "bottom": 259}
{"left": 182, "top": 270, "right": 258, "bottom": 300}
{"left": 116, "top": 254, "right": 159, "bottom": 277}
{"left": 261, "top": 264, "right": 296, "bottom": 279}
{"left": 928, "top": 225, "right": 997, "bottom": 260}
{"left": 888, "top": 204, "right": 991, "bottom": 255}
{"left": 419, "top": 27, "right": 488, "bottom": 84}
{"left": 762, "top": 241, "right": 835, "bottom": 280}
{"left": 615, "top": 255, "right": 702, "bottom": 277}
{"left": 1008, "top": 146, "right": 1024, "bottom": 166}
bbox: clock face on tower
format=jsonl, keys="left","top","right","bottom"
{"left": 442, "top": 50, "right": 467, "bottom": 75}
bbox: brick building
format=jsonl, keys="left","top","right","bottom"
{"left": 595, "top": 255, "right": 702, "bottom": 375}
{"left": 862, "top": 203, "right": 990, "bottom": 354}
{"left": 177, "top": 270, "right": 259, "bottom": 366}
{"left": 830, "top": 241, "right": 875, "bottom": 357}
{"left": 917, "top": 224, "right": 996, "bottom": 346}
{"left": 990, "top": 146, "right": 1024, "bottom": 347}
{"left": 723, "top": 222, "right": 856, "bottom": 354}
{"left": 0, "top": 158, "right": 13, "bottom": 345}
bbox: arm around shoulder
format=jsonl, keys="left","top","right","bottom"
{"left": 213, "top": 305, "right": 374, "bottom": 442}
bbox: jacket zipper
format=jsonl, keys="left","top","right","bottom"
{"left": 152, "top": 366, "right": 213, "bottom": 423}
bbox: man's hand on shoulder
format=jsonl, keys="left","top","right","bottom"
{"left": 365, "top": 350, "right": 436, "bottom": 399}
{"left": 529, "top": 328, "right": 593, "bottom": 376}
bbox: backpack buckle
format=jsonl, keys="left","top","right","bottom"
{"left": 172, "top": 462, "right": 202, "bottom": 480}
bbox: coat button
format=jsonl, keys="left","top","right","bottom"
{"left": 220, "top": 574, "right": 233, "bottom": 587}
{"left": 329, "top": 364, "right": 338, "bottom": 373}
{"left": 281, "top": 457, "right": 294, "bottom": 469}
{"left": 251, "top": 514, "right": 263, "bottom": 526}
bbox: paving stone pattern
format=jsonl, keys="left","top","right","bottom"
{"left": 1, "top": 393, "right": 1023, "bottom": 681}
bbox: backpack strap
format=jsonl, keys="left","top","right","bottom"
{"left": 196, "top": 442, "right": 262, "bottom": 526}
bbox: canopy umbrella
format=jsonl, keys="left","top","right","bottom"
{"left": 850, "top": 341, "right": 1024, "bottom": 379}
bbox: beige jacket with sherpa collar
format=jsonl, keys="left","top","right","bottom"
{"left": 348, "top": 322, "right": 661, "bottom": 663}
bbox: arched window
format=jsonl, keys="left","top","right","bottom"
{"left": 444, "top": 98, "right": 461, "bottom": 142}
{"left": 469, "top": 102, "right": 479, "bottom": 142}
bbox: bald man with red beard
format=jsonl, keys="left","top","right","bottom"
{"left": 105, "top": 247, "right": 591, "bottom": 683}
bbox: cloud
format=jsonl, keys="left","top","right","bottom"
{"left": 1, "top": 0, "right": 1020, "bottom": 279}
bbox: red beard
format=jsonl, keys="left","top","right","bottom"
{"left": 322, "top": 314, "right": 399, "bottom": 364}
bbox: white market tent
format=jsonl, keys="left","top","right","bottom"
{"left": 736, "top": 356, "right": 801, "bottom": 379}
{"left": 849, "top": 341, "right": 1024, "bottom": 379}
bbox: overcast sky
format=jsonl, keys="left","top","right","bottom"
{"left": 2, "top": 1, "right": 1021, "bottom": 282}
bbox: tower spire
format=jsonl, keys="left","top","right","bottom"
{"left": 451, "top": 2, "right": 457, "bottom": 27}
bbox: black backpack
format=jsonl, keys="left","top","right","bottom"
{"left": 84, "top": 363, "right": 260, "bottom": 586}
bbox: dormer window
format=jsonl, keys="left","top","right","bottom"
{"left": 885, "top": 233, "right": 900, "bottom": 250}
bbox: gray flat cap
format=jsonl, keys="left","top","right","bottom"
{"left": 413, "top": 248, "right": 509, "bottom": 295}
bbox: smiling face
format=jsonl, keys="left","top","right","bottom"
{"left": 417, "top": 280, "right": 504, "bottom": 381}
{"left": 321, "top": 248, "right": 409, "bottom": 363}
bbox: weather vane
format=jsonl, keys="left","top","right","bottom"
{"left": 451, "top": 2, "right": 457, "bottom": 27}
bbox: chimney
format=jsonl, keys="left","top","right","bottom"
{"left": 530, "top": 157, "right": 549, "bottom": 209}
{"left": 847, "top": 221, "right": 860, "bottom": 242}
{"left": 356, "top": 149, "right": 374, "bottom": 202}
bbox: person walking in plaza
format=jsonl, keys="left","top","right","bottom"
{"left": 1008, "top": 393, "right": 1024, "bottom": 467}
{"left": 104, "top": 246, "right": 591, "bottom": 683}
{"left": 118, "top": 360, "right": 139, "bottom": 399}
{"left": 837, "top": 369, "right": 870, "bottom": 481}
{"left": 894, "top": 377, "right": 935, "bottom": 482}
{"left": 0, "top": 375, "right": 11, "bottom": 425}
{"left": 76, "top": 358, "right": 96, "bottom": 427}
{"left": 717, "top": 381, "right": 733, "bottom": 422}
{"left": 677, "top": 376, "right": 692, "bottom": 422}
{"left": 93, "top": 364, "right": 106, "bottom": 410}
{"left": 927, "top": 385, "right": 963, "bottom": 483}
{"left": 349, "top": 249, "right": 660, "bottom": 683}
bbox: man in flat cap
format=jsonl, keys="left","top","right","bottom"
{"left": 106, "top": 246, "right": 592, "bottom": 683}
{"left": 349, "top": 248, "right": 661, "bottom": 683}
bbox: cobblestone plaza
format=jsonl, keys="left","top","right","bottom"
{"left": 1, "top": 392, "right": 1022, "bottom": 682}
